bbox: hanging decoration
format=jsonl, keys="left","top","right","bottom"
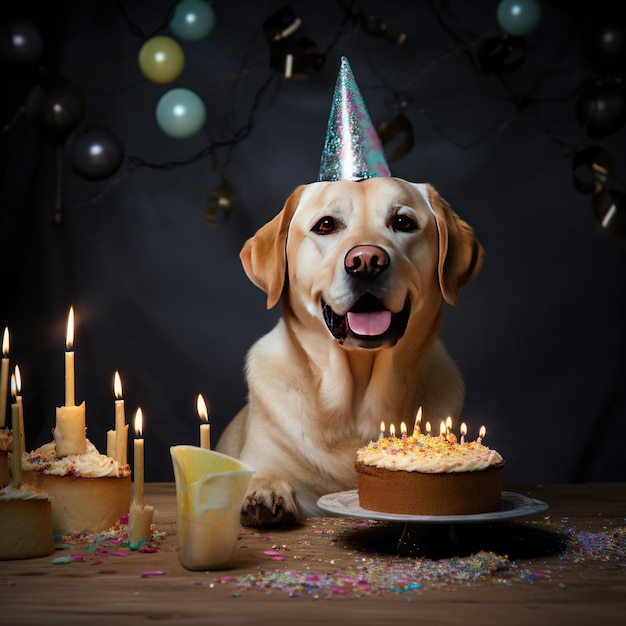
{"left": 205, "top": 175, "right": 235, "bottom": 225}
{"left": 263, "top": 6, "right": 324, "bottom": 79}
{"left": 337, "top": 0, "right": 406, "bottom": 46}
{"left": 496, "top": 0, "right": 542, "bottom": 37}
{"left": 68, "top": 124, "right": 125, "bottom": 181}
{"left": 476, "top": 33, "right": 526, "bottom": 75}
{"left": 572, "top": 146, "right": 626, "bottom": 240}
{"left": 169, "top": 0, "right": 216, "bottom": 43}
{"left": 25, "top": 75, "right": 85, "bottom": 144}
{"left": 138, "top": 35, "right": 185, "bottom": 84}
{"left": 155, "top": 87, "right": 206, "bottom": 138}
{"left": 575, "top": 79, "right": 626, "bottom": 140}
{"left": 0, "top": 19, "right": 43, "bottom": 64}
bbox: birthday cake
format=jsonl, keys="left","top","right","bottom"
{"left": 355, "top": 427, "right": 505, "bottom": 516}
{"left": 0, "top": 429, "right": 12, "bottom": 487}
{"left": 22, "top": 439, "right": 131, "bottom": 535}
{"left": 0, "top": 482, "right": 55, "bottom": 560}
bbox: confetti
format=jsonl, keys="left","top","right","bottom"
{"left": 141, "top": 570, "right": 166, "bottom": 578}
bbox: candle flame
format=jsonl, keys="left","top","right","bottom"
{"left": 134, "top": 407, "right": 143, "bottom": 437}
{"left": 389, "top": 423, "right": 396, "bottom": 438}
{"left": 425, "top": 421, "right": 431, "bottom": 434}
{"left": 415, "top": 406, "right": 422, "bottom": 424}
{"left": 400, "top": 421, "right": 407, "bottom": 436}
{"left": 2, "top": 327, "right": 8, "bottom": 356}
{"left": 379, "top": 420, "right": 385, "bottom": 434}
{"left": 460, "top": 422, "right": 467, "bottom": 436}
{"left": 445, "top": 416, "right": 452, "bottom": 432}
{"left": 10, "top": 374, "right": 16, "bottom": 399}
{"left": 479, "top": 425, "right": 486, "bottom": 439}
{"left": 439, "top": 420, "right": 446, "bottom": 437}
{"left": 66, "top": 307, "right": 74, "bottom": 349}
{"left": 197, "top": 393, "right": 208, "bottom": 422}
{"left": 114, "top": 371, "right": 122, "bottom": 399}
{"left": 14, "top": 365, "right": 21, "bottom": 394}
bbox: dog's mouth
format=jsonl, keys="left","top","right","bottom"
{"left": 322, "top": 294, "right": 410, "bottom": 349}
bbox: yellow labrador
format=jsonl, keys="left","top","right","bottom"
{"left": 217, "top": 177, "right": 483, "bottom": 526}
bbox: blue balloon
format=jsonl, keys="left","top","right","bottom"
{"left": 169, "top": 0, "right": 216, "bottom": 43}
{"left": 155, "top": 87, "right": 206, "bottom": 138}
{"left": 497, "top": 0, "right": 541, "bottom": 37}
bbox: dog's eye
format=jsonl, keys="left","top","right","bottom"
{"left": 392, "top": 214, "right": 418, "bottom": 233}
{"left": 312, "top": 216, "right": 337, "bottom": 234}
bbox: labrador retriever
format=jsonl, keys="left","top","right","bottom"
{"left": 217, "top": 176, "right": 483, "bottom": 526}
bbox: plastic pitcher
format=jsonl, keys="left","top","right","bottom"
{"left": 170, "top": 445, "right": 254, "bottom": 570}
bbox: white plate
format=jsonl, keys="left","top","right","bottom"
{"left": 317, "top": 489, "right": 548, "bottom": 524}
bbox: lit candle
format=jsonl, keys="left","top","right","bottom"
{"left": 379, "top": 420, "right": 385, "bottom": 439}
{"left": 389, "top": 423, "right": 396, "bottom": 439}
{"left": 55, "top": 307, "right": 86, "bottom": 457}
{"left": 0, "top": 327, "right": 9, "bottom": 429}
{"left": 477, "top": 425, "right": 486, "bottom": 444}
{"left": 425, "top": 421, "right": 431, "bottom": 436}
{"left": 14, "top": 365, "right": 25, "bottom": 453}
{"left": 65, "top": 307, "right": 75, "bottom": 407}
{"left": 439, "top": 420, "right": 446, "bottom": 437}
{"left": 460, "top": 422, "right": 467, "bottom": 444}
{"left": 445, "top": 416, "right": 452, "bottom": 433}
{"left": 133, "top": 408, "right": 145, "bottom": 506}
{"left": 114, "top": 371, "right": 128, "bottom": 465}
{"left": 10, "top": 374, "right": 21, "bottom": 485}
{"left": 197, "top": 393, "right": 210, "bottom": 449}
{"left": 400, "top": 421, "right": 407, "bottom": 442}
{"left": 412, "top": 406, "right": 422, "bottom": 436}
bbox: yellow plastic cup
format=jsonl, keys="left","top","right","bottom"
{"left": 170, "top": 445, "right": 254, "bottom": 570}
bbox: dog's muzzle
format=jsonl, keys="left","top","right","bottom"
{"left": 322, "top": 294, "right": 411, "bottom": 349}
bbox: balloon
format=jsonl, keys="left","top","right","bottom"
{"left": 0, "top": 19, "right": 43, "bottom": 64}
{"left": 138, "top": 35, "right": 185, "bottom": 84}
{"left": 155, "top": 87, "right": 206, "bottom": 138}
{"left": 68, "top": 124, "right": 124, "bottom": 181}
{"left": 581, "top": 20, "right": 626, "bottom": 75}
{"left": 169, "top": 0, "right": 216, "bottom": 43}
{"left": 25, "top": 77, "right": 85, "bottom": 143}
{"left": 496, "top": 0, "right": 541, "bottom": 37}
{"left": 575, "top": 82, "right": 626, "bottom": 140}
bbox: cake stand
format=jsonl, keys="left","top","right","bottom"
{"left": 317, "top": 490, "right": 549, "bottom": 555}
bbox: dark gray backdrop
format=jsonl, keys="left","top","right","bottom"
{"left": 2, "top": 0, "right": 625, "bottom": 483}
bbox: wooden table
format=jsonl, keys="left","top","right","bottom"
{"left": 1, "top": 483, "right": 624, "bottom": 625}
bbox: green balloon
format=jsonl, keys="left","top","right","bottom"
{"left": 155, "top": 87, "right": 206, "bottom": 139}
{"left": 169, "top": 0, "right": 216, "bottom": 43}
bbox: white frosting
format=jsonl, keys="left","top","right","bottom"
{"left": 22, "top": 439, "right": 131, "bottom": 478}
{"left": 357, "top": 434, "right": 504, "bottom": 473}
{"left": 0, "top": 482, "right": 49, "bottom": 501}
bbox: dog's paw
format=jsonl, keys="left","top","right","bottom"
{"left": 240, "top": 477, "right": 299, "bottom": 528}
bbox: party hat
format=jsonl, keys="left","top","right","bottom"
{"left": 318, "top": 57, "right": 390, "bottom": 182}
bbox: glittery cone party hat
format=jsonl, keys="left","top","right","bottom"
{"left": 318, "top": 56, "right": 390, "bottom": 182}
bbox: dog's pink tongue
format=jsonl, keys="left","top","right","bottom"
{"left": 346, "top": 311, "right": 392, "bottom": 336}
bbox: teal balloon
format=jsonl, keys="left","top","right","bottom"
{"left": 169, "top": 0, "right": 216, "bottom": 43}
{"left": 497, "top": 0, "right": 541, "bottom": 37}
{"left": 156, "top": 88, "right": 206, "bottom": 138}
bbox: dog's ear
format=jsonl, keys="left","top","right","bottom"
{"left": 425, "top": 184, "right": 484, "bottom": 306}
{"left": 240, "top": 185, "right": 305, "bottom": 309}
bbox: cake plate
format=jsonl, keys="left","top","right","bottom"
{"left": 317, "top": 490, "right": 549, "bottom": 554}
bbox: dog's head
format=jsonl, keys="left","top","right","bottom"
{"left": 241, "top": 178, "right": 483, "bottom": 350}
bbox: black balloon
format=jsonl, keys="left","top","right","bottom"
{"left": 0, "top": 19, "right": 43, "bottom": 64}
{"left": 575, "top": 82, "right": 626, "bottom": 139}
{"left": 25, "top": 77, "right": 85, "bottom": 144}
{"left": 68, "top": 125, "right": 124, "bottom": 181}
{"left": 582, "top": 19, "right": 626, "bottom": 75}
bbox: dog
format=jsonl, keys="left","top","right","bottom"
{"left": 216, "top": 176, "right": 483, "bottom": 527}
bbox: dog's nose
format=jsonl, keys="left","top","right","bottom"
{"left": 344, "top": 245, "right": 390, "bottom": 278}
